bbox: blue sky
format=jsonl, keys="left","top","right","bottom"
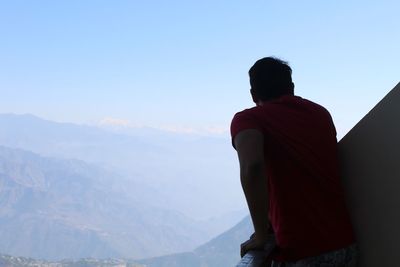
{"left": 1, "top": 1, "right": 399, "bottom": 137}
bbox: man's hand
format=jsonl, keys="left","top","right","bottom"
{"left": 240, "top": 233, "right": 275, "bottom": 258}
{"left": 240, "top": 235, "right": 266, "bottom": 257}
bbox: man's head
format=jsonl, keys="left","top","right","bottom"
{"left": 249, "top": 57, "right": 294, "bottom": 103}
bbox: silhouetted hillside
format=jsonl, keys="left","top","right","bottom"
{"left": 137, "top": 216, "right": 253, "bottom": 267}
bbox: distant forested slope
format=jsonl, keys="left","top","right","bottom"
{"left": 0, "top": 146, "right": 210, "bottom": 259}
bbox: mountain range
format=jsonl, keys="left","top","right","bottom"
{"left": 0, "top": 113, "right": 245, "bottom": 221}
{"left": 0, "top": 145, "right": 216, "bottom": 259}
{"left": 0, "top": 113, "right": 249, "bottom": 262}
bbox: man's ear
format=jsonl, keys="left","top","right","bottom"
{"left": 289, "top": 82, "right": 295, "bottom": 94}
{"left": 250, "top": 88, "right": 259, "bottom": 103}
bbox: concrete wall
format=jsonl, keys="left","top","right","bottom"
{"left": 339, "top": 82, "right": 400, "bottom": 267}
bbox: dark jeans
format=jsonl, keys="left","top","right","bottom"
{"left": 272, "top": 244, "right": 358, "bottom": 267}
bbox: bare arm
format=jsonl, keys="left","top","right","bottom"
{"left": 234, "top": 129, "right": 270, "bottom": 246}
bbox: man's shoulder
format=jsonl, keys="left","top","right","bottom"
{"left": 284, "top": 95, "right": 332, "bottom": 117}
{"left": 232, "top": 107, "right": 256, "bottom": 125}
{"left": 233, "top": 106, "right": 259, "bottom": 118}
{"left": 230, "top": 107, "right": 265, "bottom": 140}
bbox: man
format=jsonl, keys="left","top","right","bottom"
{"left": 231, "top": 57, "right": 357, "bottom": 266}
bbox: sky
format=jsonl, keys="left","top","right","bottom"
{"left": 1, "top": 0, "right": 399, "bottom": 138}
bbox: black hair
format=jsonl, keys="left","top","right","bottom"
{"left": 249, "top": 57, "right": 294, "bottom": 101}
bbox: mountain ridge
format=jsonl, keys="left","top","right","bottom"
{"left": 0, "top": 113, "right": 245, "bottom": 221}
{"left": 0, "top": 145, "right": 214, "bottom": 260}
